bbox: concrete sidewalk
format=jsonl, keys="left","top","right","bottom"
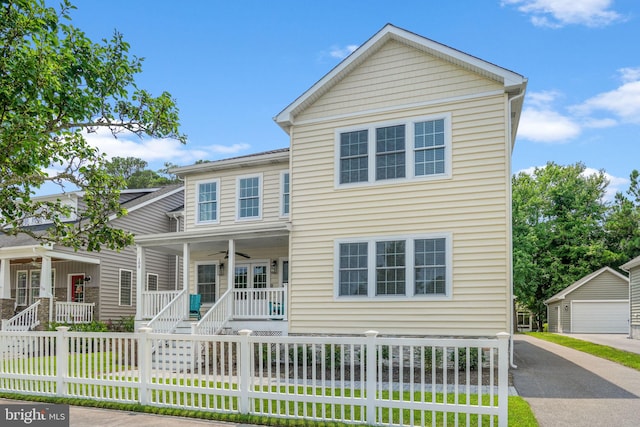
{"left": 513, "top": 334, "right": 640, "bottom": 427}
{"left": 0, "top": 398, "right": 251, "bottom": 427}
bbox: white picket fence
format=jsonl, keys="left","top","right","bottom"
{"left": 0, "top": 328, "right": 510, "bottom": 426}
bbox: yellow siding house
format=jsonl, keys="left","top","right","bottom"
{"left": 134, "top": 24, "right": 527, "bottom": 338}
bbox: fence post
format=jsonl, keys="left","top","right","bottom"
{"left": 365, "top": 330, "right": 378, "bottom": 425}
{"left": 496, "top": 332, "right": 510, "bottom": 427}
{"left": 138, "top": 327, "right": 153, "bottom": 405}
{"left": 56, "top": 326, "right": 70, "bottom": 398}
{"left": 238, "top": 329, "right": 252, "bottom": 414}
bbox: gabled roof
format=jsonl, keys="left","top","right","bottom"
{"left": 544, "top": 267, "right": 629, "bottom": 304}
{"left": 170, "top": 148, "right": 289, "bottom": 176}
{"left": 621, "top": 255, "right": 640, "bottom": 271}
{"left": 274, "top": 23, "right": 527, "bottom": 133}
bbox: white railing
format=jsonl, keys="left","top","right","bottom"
{"left": 232, "top": 287, "right": 286, "bottom": 319}
{"left": 140, "top": 290, "right": 181, "bottom": 319}
{"left": 55, "top": 302, "right": 95, "bottom": 324}
{"left": 194, "top": 289, "right": 233, "bottom": 335}
{"left": 145, "top": 289, "right": 187, "bottom": 334}
{"left": 1, "top": 300, "right": 40, "bottom": 331}
{"left": 0, "top": 328, "right": 510, "bottom": 427}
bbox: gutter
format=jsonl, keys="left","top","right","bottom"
{"left": 507, "top": 87, "right": 526, "bottom": 369}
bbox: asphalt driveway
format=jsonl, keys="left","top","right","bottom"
{"left": 513, "top": 334, "right": 640, "bottom": 426}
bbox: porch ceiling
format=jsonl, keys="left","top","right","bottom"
{"left": 135, "top": 222, "right": 290, "bottom": 256}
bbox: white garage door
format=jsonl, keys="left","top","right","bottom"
{"left": 572, "top": 301, "right": 629, "bottom": 333}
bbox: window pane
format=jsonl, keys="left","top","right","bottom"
{"left": 120, "top": 270, "right": 132, "bottom": 305}
{"left": 376, "top": 125, "right": 405, "bottom": 180}
{"left": 282, "top": 172, "right": 290, "bottom": 215}
{"left": 339, "top": 243, "right": 368, "bottom": 296}
{"left": 239, "top": 177, "right": 260, "bottom": 218}
{"left": 375, "top": 240, "right": 406, "bottom": 295}
{"left": 415, "top": 238, "right": 447, "bottom": 295}
{"left": 340, "top": 130, "right": 368, "bottom": 184}
{"left": 197, "top": 264, "right": 216, "bottom": 303}
{"left": 198, "top": 182, "right": 217, "bottom": 222}
{"left": 415, "top": 119, "right": 445, "bottom": 176}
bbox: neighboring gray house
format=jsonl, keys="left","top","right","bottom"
{"left": 545, "top": 267, "right": 629, "bottom": 334}
{"left": 621, "top": 256, "right": 640, "bottom": 339}
{"left": 0, "top": 185, "right": 184, "bottom": 329}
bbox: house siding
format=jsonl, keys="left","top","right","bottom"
{"left": 297, "top": 40, "right": 503, "bottom": 122}
{"left": 547, "top": 270, "right": 629, "bottom": 333}
{"left": 288, "top": 40, "right": 511, "bottom": 336}
{"left": 183, "top": 162, "right": 289, "bottom": 232}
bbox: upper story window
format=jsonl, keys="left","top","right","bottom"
{"left": 237, "top": 174, "right": 262, "bottom": 220}
{"left": 197, "top": 180, "right": 219, "bottom": 223}
{"left": 281, "top": 171, "right": 290, "bottom": 216}
{"left": 336, "top": 114, "right": 451, "bottom": 187}
{"left": 335, "top": 233, "right": 451, "bottom": 299}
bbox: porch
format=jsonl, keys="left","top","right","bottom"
{"left": 140, "top": 286, "right": 288, "bottom": 335}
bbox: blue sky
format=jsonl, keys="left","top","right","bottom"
{"left": 67, "top": 0, "right": 638, "bottom": 198}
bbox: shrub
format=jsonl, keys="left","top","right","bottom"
{"left": 423, "top": 346, "right": 444, "bottom": 369}
{"left": 452, "top": 347, "right": 480, "bottom": 370}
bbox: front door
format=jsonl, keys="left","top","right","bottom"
{"left": 70, "top": 274, "right": 85, "bottom": 302}
{"left": 234, "top": 263, "right": 268, "bottom": 291}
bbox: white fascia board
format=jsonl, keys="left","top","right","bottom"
{"left": 170, "top": 150, "right": 289, "bottom": 176}
{"left": 621, "top": 255, "right": 640, "bottom": 271}
{"left": 107, "top": 186, "right": 184, "bottom": 221}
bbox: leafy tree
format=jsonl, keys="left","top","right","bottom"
{"left": 1, "top": 0, "right": 185, "bottom": 251}
{"left": 605, "top": 170, "right": 640, "bottom": 263}
{"left": 512, "top": 162, "right": 617, "bottom": 330}
{"left": 105, "top": 157, "right": 179, "bottom": 189}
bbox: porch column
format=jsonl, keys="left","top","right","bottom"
{"left": 136, "top": 245, "right": 146, "bottom": 322}
{"left": 227, "top": 239, "right": 235, "bottom": 292}
{"left": 183, "top": 243, "right": 190, "bottom": 315}
{"left": 39, "top": 255, "right": 52, "bottom": 298}
{"left": 0, "top": 258, "right": 10, "bottom": 299}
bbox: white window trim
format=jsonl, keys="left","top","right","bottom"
{"left": 280, "top": 170, "right": 290, "bottom": 218}
{"left": 146, "top": 273, "right": 159, "bottom": 292}
{"left": 334, "top": 113, "right": 452, "bottom": 188}
{"left": 278, "top": 257, "right": 289, "bottom": 286}
{"left": 119, "top": 269, "right": 133, "bottom": 306}
{"left": 333, "top": 233, "right": 452, "bottom": 300}
{"left": 236, "top": 173, "right": 263, "bottom": 221}
{"left": 195, "top": 178, "right": 220, "bottom": 225}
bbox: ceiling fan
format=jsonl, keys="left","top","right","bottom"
{"left": 210, "top": 250, "right": 251, "bottom": 259}
{"left": 29, "top": 257, "right": 41, "bottom": 267}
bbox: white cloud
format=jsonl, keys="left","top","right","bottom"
{"left": 582, "top": 167, "right": 628, "bottom": 200}
{"left": 83, "top": 128, "right": 249, "bottom": 166}
{"left": 518, "top": 91, "right": 581, "bottom": 142}
{"left": 570, "top": 68, "right": 640, "bottom": 124}
{"left": 328, "top": 44, "right": 359, "bottom": 60}
{"left": 502, "top": 0, "right": 622, "bottom": 28}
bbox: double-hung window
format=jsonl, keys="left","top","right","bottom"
{"left": 336, "top": 234, "right": 451, "bottom": 299}
{"left": 197, "top": 180, "right": 219, "bottom": 223}
{"left": 237, "top": 175, "right": 262, "bottom": 220}
{"left": 337, "top": 114, "right": 450, "bottom": 186}
{"left": 197, "top": 263, "right": 217, "bottom": 303}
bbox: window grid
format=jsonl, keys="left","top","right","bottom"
{"left": 198, "top": 181, "right": 218, "bottom": 222}
{"left": 119, "top": 270, "right": 132, "bottom": 306}
{"left": 414, "top": 238, "right": 447, "bottom": 295}
{"left": 376, "top": 125, "right": 406, "bottom": 180}
{"left": 338, "top": 242, "right": 368, "bottom": 296}
{"left": 375, "top": 240, "right": 406, "bottom": 295}
{"left": 415, "top": 119, "right": 445, "bottom": 176}
{"left": 146, "top": 273, "right": 158, "bottom": 292}
{"left": 339, "top": 130, "right": 368, "bottom": 184}
{"left": 239, "top": 177, "right": 260, "bottom": 218}
{"left": 16, "top": 271, "right": 27, "bottom": 306}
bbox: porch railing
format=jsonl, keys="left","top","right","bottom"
{"left": 54, "top": 302, "right": 95, "bottom": 324}
{"left": 194, "top": 289, "right": 233, "bottom": 335}
{"left": 140, "top": 290, "right": 181, "bottom": 319}
{"left": 232, "top": 286, "right": 286, "bottom": 319}
{"left": 145, "top": 289, "right": 187, "bottom": 334}
{"left": 1, "top": 300, "right": 40, "bottom": 331}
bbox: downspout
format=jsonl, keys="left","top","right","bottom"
{"left": 508, "top": 88, "right": 526, "bottom": 369}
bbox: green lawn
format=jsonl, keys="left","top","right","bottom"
{"left": 526, "top": 332, "right": 640, "bottom": 371}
